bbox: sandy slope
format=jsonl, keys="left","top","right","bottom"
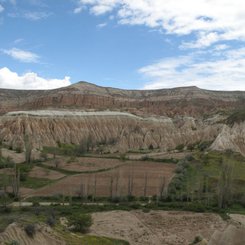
{"left": 0, "top": 223, "right": 65, "bottom": 245}
{"left": 90, "top": 210, "right": 227, "bottom": 245}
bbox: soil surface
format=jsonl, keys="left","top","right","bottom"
{"left": 90, "top": 210, "right": 227, "bottom": 245}
{"left": 29, "top": 166, "right": 65, "bottom": 180}
{"left": 0, "top": 223, "right": 65, "bottom": 245}
{"left": 31, "top": 162, "right": 175, "bottom": 197}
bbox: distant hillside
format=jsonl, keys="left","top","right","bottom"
{"left": 0, "top": 81, "right": 245, "bottom": 117}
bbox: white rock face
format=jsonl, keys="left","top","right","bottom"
{"left": 211, "top": 122, "right": 245, "bottom": 156}
{"left": 6, "top": 110, "right": 141, "bottom": 118}
{"left": 0, "top": 112, "right": 221, "bottom": 153}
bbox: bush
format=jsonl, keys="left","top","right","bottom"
{"left": 7, "top": 240, "right": 20, "bottom": 245}
{"left": 46, "top": 216, "right": 56, "bottom": 227}
{"left": 32, "top": 201, "right": 40, "bottom": 207}
{"left": 176, "top": 144, "right": 184, "bottom": 151}
{"left": 190, "top": 235, "right": 202, "bottom": 244}
{"left": 198, "top": 141, "right": 211, "bottom": 151}
{"left": 69, "top": 214, "right": 92, "bottom": 233}
{"left": 24, "top": 224, "right": 36, "bottom": 238}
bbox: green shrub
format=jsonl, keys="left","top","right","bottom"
{"left": 176, "top": 144, "right": 184, "bottom": 151}
{"left": 190, "top": 235, "right": 202, "bottom": 244}
{"left": 24, "top": 224, "right": 36, "bottom": 238}
{"left": 7, "top": 240, "right": 20, "bottom": 245}
{"left": 46, "top": 216, "right": 56, "bottom": 227}
{"left": 69, "top": 214, "right": 92, "bottom": 233}
{"left": 226, "top": 110, "right": 245, "bottom": 126}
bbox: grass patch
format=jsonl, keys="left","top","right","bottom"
{"left": 169, "top": 150, "right": 245, "bottom": 208}
{"left": 55, "top": 224, "right": 129, "bottom": 245}
{"left": 21, "top": 177, "right": 54, "bottom": 189}
{"left": 226, "top": 110, "right": 245, "bottom": 126}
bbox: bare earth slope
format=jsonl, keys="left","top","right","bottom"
{"left": 90, "top": 210, "right": 227, "bottom": 245}
{"left": 0, "top": 223, "right": 65, "bottom": 245}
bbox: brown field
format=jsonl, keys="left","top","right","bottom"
{"left": 29, "top": 166, "right": 65, "bottom": 180}
{"left": 43, "top": 156, "right": 125, "bottom": 172}
{"left": 31, "top": 161, "right": 176, "bottom": 197}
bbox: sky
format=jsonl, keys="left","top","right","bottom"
{"left": 1, "top": 0, "right": 245, "bottom": 90}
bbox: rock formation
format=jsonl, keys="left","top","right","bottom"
{"left": 0, "top": 111, "right": 221, "bottom": 152}
{"left": 0, "top": 82, "right": 245, "bottom": 154}
{"left": 1, "top": 82, "right": 245, "bottom": 117}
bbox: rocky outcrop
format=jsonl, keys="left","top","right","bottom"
{"left": 0, "top": 111, "right": 221, "bottom": 152}
{"left": 1, "top": 82, "right": 245, "bottom": 117}
{"left": 1, "top": 82, "right": 245, "bottom": 154}
{"left": 211, "top": 122, "right": 245, "bottom": 156}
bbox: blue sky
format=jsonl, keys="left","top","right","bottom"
{"left": 1, "top": 0, "right": 245, "bottom": 90}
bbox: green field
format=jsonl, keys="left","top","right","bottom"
{"left": 169, "top": 150, "right": 245, "bottom": 208}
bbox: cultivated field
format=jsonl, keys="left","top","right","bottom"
{"left": 31, "top": 161, "right": 176, "bottom": 197}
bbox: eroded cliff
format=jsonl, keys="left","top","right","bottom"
{"left": 0, "top": 111, "right": 221, "bottom": 152}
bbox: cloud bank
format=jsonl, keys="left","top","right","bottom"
{"left": 75, "top": 0, "right": 245, "bottom": 48}
{"left": 140, "top": 47, "right": 245, "bottom": 91}
{"left": 0, "top": 67, "right": 71, "bottom": 90}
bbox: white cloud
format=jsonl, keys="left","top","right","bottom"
{"left": 8, "top": 11, "right": 51, "bottom": 21}
{"left": 97, "top": 22, "right": 107, "bottom": 28}
{"left": 2, "top": 48, "right": 40, "bottom": 63}
{"left": 0, "top": 4, "right": 4, "bottom": 12}
{"left": 76, "top": 0, "right": 245, "bottom": 48}
{"left": 140, "top": 48, "right": 245, "bottom": 91}
{"left": 23, "top": 11, "right": 51, "bottom": 20}
{"left": 0, "top": 67, "right": 71, "bottom": 90}
{"left": 74, "top": 6, "right": 83, "bottom": 14}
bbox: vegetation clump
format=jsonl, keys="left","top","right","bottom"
{"left": 68, "top": 213, "right": 92, "bottom": 233}
{"left": 226, "top": 110, "right": 245, "bottom": 126}
{"left": 24, "top": 224, "right": 36, "bottom": 238}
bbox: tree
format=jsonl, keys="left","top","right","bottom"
{"left": 24, "top": 134, "right": 33, "bottom": 164}
{"left": 0, "top": 140, "right": 2, "bottom": 159}
{"left": 93, "top": 174, "right": 97, "bottom": 201}
{"left": 0, "top": 192, "right": 11, "bottom": 209}
{"left": 11, "top": 163, "right": 20, "bottom": 199}
{"left": 54, "top": 159, "right": 61, "bottom": 169}
{"left": 127, "top": 171, "right": 134, "bottom": 197}
{"left": 69, "top": 214, "right": 92, "bottom": 233}
{"left": 143, "top": 173, "right": 148, "bottom": 197}
{"left": 109, "top": 175, "right": 114, "bottom": 199}
{"left": 218, "top": 158, "right": 234, "bottom": 209}
{"left": 24, "top": 224, "right": 36, "bottom": 238}
{"left": 159, "top": 175, "right": 166, "bottom": 200}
